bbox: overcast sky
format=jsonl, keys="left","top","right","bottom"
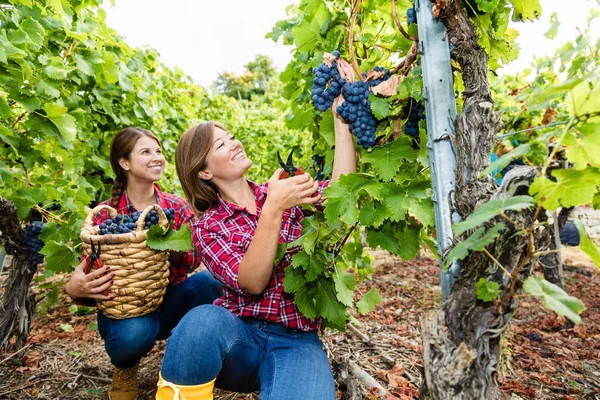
{"left": 104, "top": 0, "right": 599, "bottom": 88}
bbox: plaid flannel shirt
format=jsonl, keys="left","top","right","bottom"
{"left": 92, "top": 184, "right": 200, "bottom": 285}
{"left": 193, "top": 180, "right": 329, "bottom": 332}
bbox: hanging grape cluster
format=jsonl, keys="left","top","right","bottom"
{"left": 24, "top": 221, "right": 45, "bottom": 265}
{"left": 311, "top": 153, "right": 326, "bottom": 181}
{"left": 336, "top": 67, "right": 391, "bottom": 149}
{"left": 406, "top": 4, "right": 417, "bottom": 24}
{"left": 96, "top": 208, "right": 175, "bottom": 235}
{"left": 404, "top": 99, "right": 425, "bottom": 140}
{"left": 311, "top": 50, "right": 346, "bottom": 112}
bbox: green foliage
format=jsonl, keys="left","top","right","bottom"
{"left": 475, "top": 278, "right": 501, "bottom": 302}
{"left": 522, "top": 276, "right": 585, "bottom": 323}
{"left": 146, "top": 224, "right": 193, "bottom": 252}
{"left": 575, "top": 221, "right": 600, "bottom": 270}
{"left": 452, "top": 196, "right": 535, "bottom": 236}
{"left": 0, "top": 0, "right": 303, "bottom": 279}
{"left": 213, "top": 54, "right": 278, "bottom": 100}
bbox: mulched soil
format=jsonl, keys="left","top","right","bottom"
{"left": 0, "top": 249, "right": 598, "bottom": 399}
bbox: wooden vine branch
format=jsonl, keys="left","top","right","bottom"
{"left": 349, "top": 0, "right": 365, "bottom": 81}
{"left": 392, "top": 0, "right": 417, "bottom": 41}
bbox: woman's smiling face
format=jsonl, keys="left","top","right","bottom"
{"left": 202, "top": 127, "right": 252, "bottom": 183}
{"left": 120, "top": 136, "right": 166, "bottom": 183}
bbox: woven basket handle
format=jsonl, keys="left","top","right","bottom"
{"left": 81, "top": 205, "right": 118, "bottom": 242}
{"left": 136, "top": 204, "right": 169, "bottom": 233}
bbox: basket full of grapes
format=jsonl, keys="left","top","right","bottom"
{"left": 79, "top": 204, "right": 173, "bottom": 319}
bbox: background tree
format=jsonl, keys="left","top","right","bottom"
{"left": 213, "top": 53, "right": 278, "bottom": 99}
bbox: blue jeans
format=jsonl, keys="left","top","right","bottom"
{"left": 98, "top": 271, "right": 222, "bottom": 368}
{"left": 160, "top": 305, "right": 335, "bottom": 400}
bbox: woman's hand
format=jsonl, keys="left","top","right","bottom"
{"left": 264, "top": 169, "right": 321, "bottom": 214}
{"left": 64, "top": 259, "right": 114, "bottom": 300}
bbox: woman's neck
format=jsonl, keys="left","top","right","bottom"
{"left": 218, "top": 178, "right": 256, "bottom": 213}
{"left": 125, "top": 179, "right": 157, "bottom": 210}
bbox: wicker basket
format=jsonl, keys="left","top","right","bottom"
{"left": 80, "top": 204, "right": 170, "bottom": 319}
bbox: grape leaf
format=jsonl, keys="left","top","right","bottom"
{"left": 356, "top": 288, "right": 381, "bottom": 314}
{"left": 333, "top": 265, "right": 356, "bottom": 307}
{"left": 476, "top": 0, "right": 501, "bottom": 13}
{"left": 36, "top": 80, "right": 61, "bottom": 98}
{"left": 452, "top": 196, "right": 535, "bottom": 236}
{"left": 395, "top": 223, "right": 421, "bottom": 260}
{"left": 314, "top": 279, "right": 348, "bottom": 330}
{"left": 530, "top": 169, "right": 600, "bottom": 211}
{"left": 20, "top": 18, "right": 45, "bottom": 49}
{"left": 575, "top": 220, "right": 600, "bottom": 269}
{"left": 366, "top": 223, "right": 400, "bottom": 254}
{"left": 146, "top": 223, "right": 193, "bottom": 252}
{"left": 361, "top": 137, "right": 417, "bottom": 182}
{"left": 40, "top": 241, "right": 77, "bottom": 273}
{"left": 370, "top": 97, "right": 390, "bottom": 120}
{"left": 444, "top": 223, "right": 506, "bottom": 268}
{"left": 291, "top": 250, "right": 323, "bottom": 282}
{"left": 559, "top": 127, "right": 600, "bottom": 170}
{"left": 324, "top": 174, "right": 382, "bottom": 225}
{"left": 48, "top": 113, "right": 77, "bottom": 143}
{"left": 523, "top": 276, "right": 585, "bottom": 323}
{"left": 74, "top": 53, "right": 96, "bottom": 77}
{"left": 43, "top": 57, "right": 73, "bottom": 80}
{"left": 510, "top": 0, "right": 542, "bottom": 21}
{"left": 291, "top": 2, "right": 329, "bottom": 53}
{"left": 475, "top": 278, "right": 501, "bottom": 302}
{"left": 359, "top": 199, "right": 391, "bottom": 228}
{"left": 568, "top": 74, "right": 600, "bottom": 117}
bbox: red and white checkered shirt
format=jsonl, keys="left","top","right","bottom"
{"left": 92, "top": 184, "right": 200, "bottom": 285}
{"left": 193, "top": 180, "right": 329, "bottom": 331}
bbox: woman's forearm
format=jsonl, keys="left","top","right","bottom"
{"left": 237, "top": 204, "right": 283, "bottom": 295}
{"left": 332, "top": 119, "right": 357, "bottom": 182}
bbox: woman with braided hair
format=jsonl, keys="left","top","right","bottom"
{"left": 64, "top": 127, "right": 222, "bottom": 400}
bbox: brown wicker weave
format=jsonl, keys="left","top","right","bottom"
{"left": 80, "top": 204, "right": 170, "bottom": 319}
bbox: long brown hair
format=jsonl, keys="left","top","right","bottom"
{"left": 109, "top": 127, "right": 161, "bottom": 207}
{"left": 175, "top": 121, "right": 228, "bottom": 215}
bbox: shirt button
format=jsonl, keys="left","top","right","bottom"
{"left": 277, "top": 283, "right": 281, "bottom": 288}
{"left": 272, "top": 300, "right": 276, "bottom": 304}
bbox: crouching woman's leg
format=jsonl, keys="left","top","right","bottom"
{"left": 156, "top": 305, "right": 260, "bottom": 400}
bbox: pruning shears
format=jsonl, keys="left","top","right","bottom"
{"left": 84, "top": 241, "right": 109, "bottom": 296}
{"left": 277, "top": 150, "right": 318, "bottom": 197}
{"left": 277, "top": 150, "right": 307, "bottom": 179}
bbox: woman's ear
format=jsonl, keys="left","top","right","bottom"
{"left": 118, "top": 157, "right": 129, "bottom": 171}
{"left": 198, "top": 169, "right": 212, "bottom": 180}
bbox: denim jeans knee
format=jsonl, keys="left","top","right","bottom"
{"left": 97, "top": 311, "right": 159, "bottom": 368}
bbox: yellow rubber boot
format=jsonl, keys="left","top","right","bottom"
{"left": 155, "top": 374, "right": 215, "bottom": 400}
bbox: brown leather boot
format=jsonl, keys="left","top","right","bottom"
{"left": 109, "top": 363, "right": 139, "bottom": 400}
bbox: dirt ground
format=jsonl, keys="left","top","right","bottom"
{"left": 0, "top": 248, "right": 598, "bottom": 399}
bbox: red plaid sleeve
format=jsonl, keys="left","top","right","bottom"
{"left": 193, "top": 217, "right": 244, "bottom": 293}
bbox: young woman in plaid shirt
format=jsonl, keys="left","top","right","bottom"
{"left": 156, "top": 62, "right": 356, "bottom": 399}
{"left": 64, "top": 127, "right": 222, "bottom": 400}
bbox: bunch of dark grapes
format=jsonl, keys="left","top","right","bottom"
{"left": 336, "top": 67, "right": 390, "bottom": 149}
{"left": 311, "top": 154, "right": 326, "bottom": 181}
{"left": 407, "top": 4, "right": 417, "bottom": 24}
{"left": 404, "top": 99, "right": 425, "bottom": 143}
{"left": 500, "top": 158, "right": 525, "bottom": 179}
{"left": 24, "top": 221, "right": 45, "bottom": 265}
{"left": 311, "top": 50, "right": 347, "bottom": 112}
{"left": 97, "top": 208, "right": 176, "bottom": 235}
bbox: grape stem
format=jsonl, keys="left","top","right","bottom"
{"left": 392, "top": 0, "right": 417, "bottom": 42}
{"left": 349, "top": 0, "right": 365, "bottom": 81}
